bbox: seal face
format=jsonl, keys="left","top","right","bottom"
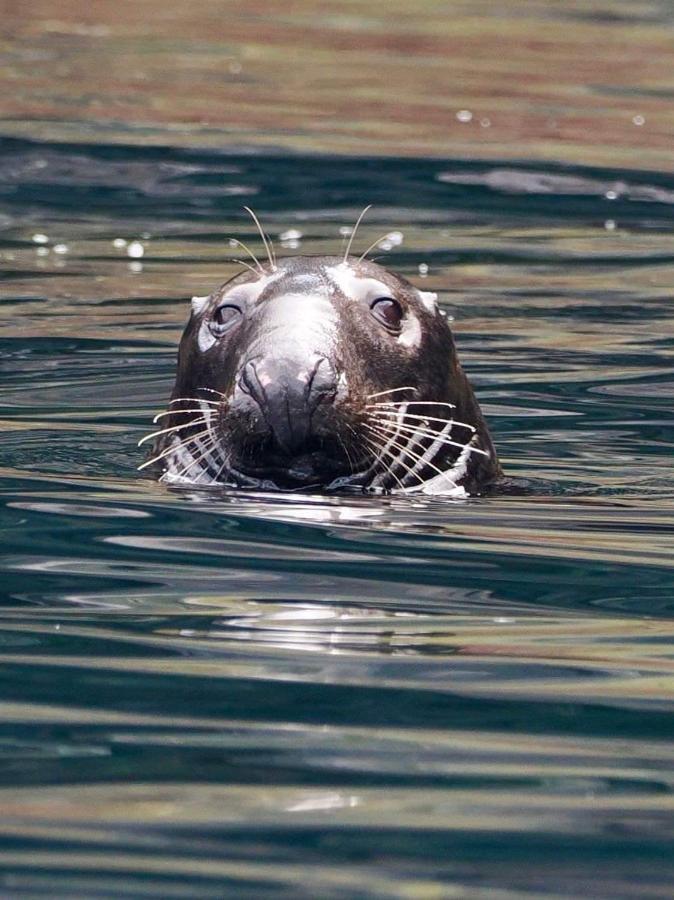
{"left": 141, "top": 256, "right": 500, "bottom": 496}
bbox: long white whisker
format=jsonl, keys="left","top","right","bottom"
{"left": 244, "top": 206, "right": 276, "bottom": 271}
{"left": 153, "top": 408, "right": 213, "bottom": 423}
{"left": 366, "top": 386, "right": 417, "bottom": 399}
{"left": 365, "top": 427, "right": 435, "bottom": 491}
{"left": 333, "top": 431, "right": 356, "bottom": 475}
{"left": 212, "top": 448, "right": 232, "bottom": 484}
{"left": 366, "top": 401, "right": 458, "bottom": 412}
{"left": 364, "top": 422, "right": 459, "bottom": 488}
{"left": 358, "top": 231, "right": 397, "bottom": 263}
{"left": 227, "top": 237, "right": 264, "bottom": 274}
{"left": 343, "top": 204, "right": 372, "bottom": 263}
{"left": 137, "top": 426, "right": 212, "bottom": 471}
{"left": 137, "top": 417, "right": 209, "bottom": 448}
{"left": 368, "top": 408, "right": 480, "bottom": 437}
{"left": 232, "top": 257, "right": 262, "bottom": 276}
{"left": 169, "top": 397, "right": 220, "bottom": 406}
{"left": 362, "top": 402, "right": 411, "bottom": 485}
{"left": 361, "top": 434, "right": 408, "bottom": 492}
{"left": 195, "top": 387, "right": 227, "bottom": 398}
{"left": 178, "top": 434, "right": 220, "bottom": 481}
{"left": 369, "top": 416, "right": 488, "bottom": 457}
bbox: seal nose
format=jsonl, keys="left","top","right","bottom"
{"left": 239, "top": 355, "right": 338, "bottom": 454}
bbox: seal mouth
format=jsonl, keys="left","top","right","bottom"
{"left": 231, "top": 434, "right": 360, "bottom": 489}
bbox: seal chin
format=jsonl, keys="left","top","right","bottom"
{"left": 229, "top": 439, "right": 358, "bottom": 490}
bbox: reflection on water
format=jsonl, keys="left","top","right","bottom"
{"left": 2, "top": 0, "right": 674, "bottom": 173}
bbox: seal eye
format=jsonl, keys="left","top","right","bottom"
{"left": 370, "top": 297, "right": 403, "bottom": 332}
{"left": 211, "top": 303, "right": 242, "bottom": 335}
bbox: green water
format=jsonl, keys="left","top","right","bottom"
{"left": 0, "top": 137, "right": 672, "bottom": 897}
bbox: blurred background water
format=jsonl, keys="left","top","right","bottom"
{"left": 0, "top": 2, "right": 673, "bottom": 898}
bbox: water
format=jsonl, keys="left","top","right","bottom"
{"left": 2, "top": 0, "right": 674, "bottom": 890}
{"left": 0, "top": 135, "right": 672, "bottom": 897}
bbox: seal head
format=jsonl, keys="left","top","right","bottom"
{"left": 143, "top": 256, "right": 500, "bottom": 495}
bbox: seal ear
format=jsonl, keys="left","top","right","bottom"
{"left": 417, "top": 290, "right": 438, "bottom": 314}
{"left": 191, "top": 295, "right": 210, "bottom": 316}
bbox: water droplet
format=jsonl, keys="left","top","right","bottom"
{"left": 418, "top": 262, "right": 429, "bottom": 276}
{"left": 377, "top": 231, "right": 403, "bottom": 252}
{"left": 36, "top": 246, "right": 49, "bottom": 257}
{"left": 632, "top": 114, "right": 645, "bottom": 126}
{"left": 605, "top": 190, "right": 618, "bottom": 201}
{"left": 480, "top": 117, "right": 491, "bottom": 128}
{"left": 112, "top": 238, "right": 127, "bottom": 249}
{"left": 129, "top": 261, "right": 143, "bottom": 273}
{"left": 338, "top": 226, "right": 352, "bottom": 237}
{"left": 127, "top": 241, "right": 145, "bottom": 259}
{"left": 53, "top": 243, "right": 69, "bottom": 254}
{"left": 279, "top": 228, "right": 303, "bottom": 241}
{"left": 31, "top": 233, "right": 49, "bottom": 244}
{"left": 604, "top": 219, "right": 617, "bottom": 231}
{"left": 456, "top": 109, "right": 473, "bottom": 123}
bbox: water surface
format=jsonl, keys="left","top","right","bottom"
{"left": 0, "top": 135, "right": 672, "bottom": 897}
{"left": 1, "top": 4, "right": 674, "bottom": 897}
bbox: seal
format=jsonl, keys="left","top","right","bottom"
{"left": 140, "top": 248, "right": 500, "bottom": 496}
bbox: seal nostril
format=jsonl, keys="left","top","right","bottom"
{"left": 306, "top": 356, "right": 338, "bottom": 407}
{"left": 239, "top": 359, "right": 264, "bottom": 402}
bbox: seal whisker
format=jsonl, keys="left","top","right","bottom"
{"left": 361, "top": 434, "right": 409, "bottom": 492}
{"left": 366, "top": 401, "right": 460, "bottom": 413}
{"left": 370, "top": 414, "right": 464, "bottom": 485}
{"left": 195, "top": 387, "right": 227, "bottom": 398}
{"left": 362, "top": 399, "right": 430, "bottom": 490}
{"left": 368, "top": 408, "right": 482, "bottom": 439}
{"left": 244, "top": 206, "right": 276, "bottom": 271}
{"left": 342, "top": 206, "right": 369, "bottom": 261}
{"left": 335, "top": 432, "right": 356, "bottom": 475}
{"left": 169, "top": 397, "right": 220, "bottom": 406}
{"left": 232, "top": 257, "right": 262, "bottom": 276}
{"left": 153, "top": 408, "right": 213, "bottom": 424}
{"left": 175, "top": 435, "right": 220, "bottom": 482}
{"left": 364, "top": 421, "right": 459, "bottom": 489}
{"left": 367, "top": 428, "right": 459, "bottom": 493}
{"left": 358, "top": 230, "right": 402, "bottom": 263}
{"left": 366, "top": 403, "right": 472, "bottom": 423}
{"left": 138, "top": 417, "right": 209, "bottom": 447}
{"left": 175, "top": 425, "right": 223, "bottom": 479}
{"left": 212, "top": 447, "right": 234, "bottom": 485}
{"left": 226, "top": 237, "right": 265, "bottom": 275}
{"left": 369, "top": 415, "right": 489, "bottom": 457}
{"left": 137, "top": 426, "right": 213, "bottom": 471}
{"left": 340, "top": 421, "right": 378, "bottom": 475}
{"left": 366, "top": 386, "right": 417, "bottom": 399}
{"left": 361, "top": 429, "right": 414, "bottom": 488}
{"left": 364, "top": 428, "right": 435, "bottom": 492}
{"left": 342, "top": 204, "right": 372, "bottom": 263}
{"left": 360, "top": 403, "right": 412, "bottom": 486}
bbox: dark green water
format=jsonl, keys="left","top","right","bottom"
{"left": 0, "top": 137, "right": 673, "bottom": 898}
